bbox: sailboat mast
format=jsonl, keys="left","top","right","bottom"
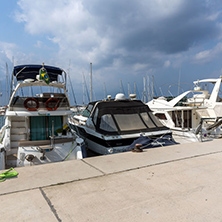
{"left": 143, "top": 77, "right": 146, "bottom": 102}
{"left": 82, "top": 72, "right": 85, "bottom": 105}
{"left": 90, "top": 63, "right": 92, "bottom": 102}
{"left": 128, "top": 82, "right": 130, "bottom": 97}
{"left": 103, "top": 82, "right": 107, "bottom": 99}
{"left": 0, "top": 81, "right": 2, "bottom": 107}
{"left": 147, "top": 75, "right": 151, "bottom": 101}
{"left": 178, "top": 65, "right": 181, "bottom": 95}
{"left": 6, "top": 62, "right": 9, "bottom": 104}
{"left": 151, "top": 75, "right": 154, "bottom": 99}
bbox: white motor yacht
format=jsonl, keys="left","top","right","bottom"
{"left": 0, "top": 64, "right": 86, "bottom": 170}
{"left": 69, "top": 93, "right": 176, "bottom": 155}
{"left": 148, "top": 76, "right": 222, "bottom": 143}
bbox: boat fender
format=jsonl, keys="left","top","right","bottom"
{"left": 0, "top": 148, "right": 5, "bottom": 170}
{"left": 45, "top": 98, "right": 59, "bottom": 111}
{"left": 24, "top": 98, "right": 39, "bottom": 111}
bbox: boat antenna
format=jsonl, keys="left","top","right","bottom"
{"left": 68, "top": 74, "right": 77, "bottom": 106}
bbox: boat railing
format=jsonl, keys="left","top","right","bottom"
{"left": 197, "top": 116, "right": 222, "bottom": 142}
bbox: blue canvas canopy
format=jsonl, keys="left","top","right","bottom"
{"left": 13, "top": 64, "right": 63, "bottom": 82}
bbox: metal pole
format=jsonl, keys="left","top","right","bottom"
{"left": 90, "top": 63, "right": 92, "bottom": 102}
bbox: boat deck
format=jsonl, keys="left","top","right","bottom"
{"left": 1, "top": 139, "right": 222, "bottom": 221}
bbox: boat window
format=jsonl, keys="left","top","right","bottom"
{"left": 93, "top": 108, "right": 98, "bottom": 125}
{"left": 155, "top": 113, "right": 167, "bottom": 120}
{"left": 114, "top": 114, "right": 147, "bottom": 131}
{"left": 149, "top": 113, "right": 164, "bottom": 127}
{"left": 100, "top": 114, "right": 118, "bottom": 132}
{"left": 82, "top": 104, "right": 93, "bottom": 117}
{"left": 15, "top": 85, "right": 65, "bottom": 97}
{"left": 140, "top": 112, "right": 156, "bottom": 128}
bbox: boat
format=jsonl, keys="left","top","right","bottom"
{"left": 0, "top": 106, "right": 7, "bottom": 116}
{"left": 68, "top": 93, "right": 176, "bottom": 155}
{"left": 147, "top": 76, "right": 222, "bottom": 143}
{"left": 0, "top": 64, "right": 86, "bottom": 170}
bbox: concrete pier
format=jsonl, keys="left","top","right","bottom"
{"left": 1, "top": 139, "right": 222, "bottom": 221}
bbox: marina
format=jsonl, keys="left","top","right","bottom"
{"left": 2, "top": 1, "right": 222, "bottom": 221}
{"left": 0, "top": 65, "right": 222, "bottom": 221}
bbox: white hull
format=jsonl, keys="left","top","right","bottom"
{"left": 16, "top": 141, "right": 83, "bottom": 167}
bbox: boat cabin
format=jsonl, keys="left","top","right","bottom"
{"left": 82, "top": 99, "right": 168, "bottom": 136}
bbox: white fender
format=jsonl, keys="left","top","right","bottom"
{"left": 0, "top": 147, "right": 5, "bottom": 170}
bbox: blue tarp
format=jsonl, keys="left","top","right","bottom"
{"left": 128, "top": 135, "right": 177, "bottom": 150}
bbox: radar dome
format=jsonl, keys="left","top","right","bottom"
{"left": 115, "top": 93, "right": 126, "bottom": 101}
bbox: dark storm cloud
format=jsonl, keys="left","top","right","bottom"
{"left": 96, "top": 1, "right": 218, "bottom": 50}
{"left": 118, "top": 0, "right": 221, "bottom": 54}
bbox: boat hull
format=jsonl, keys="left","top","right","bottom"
{"left": 73, "top": 125, "right": 174, "bottom": 155}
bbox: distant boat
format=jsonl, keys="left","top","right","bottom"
{"left": 0, "top": 64, "right": 86, "bottom": 170}
{"left": 0, "top": 106, "right": 7, "bottom": 116}
{"left": 69, "top": 93, "right": 176, "bottom": 155}
{"left": 147, "top": 76, "right": 222, "bottom": 143}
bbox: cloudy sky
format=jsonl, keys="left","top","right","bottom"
{"left": 1, "top": 0, "right": 222, "bottom": 105}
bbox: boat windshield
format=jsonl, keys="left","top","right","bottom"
{"left": 98, "top": 110, "right": 164, "bottom": 134}
{"left": 10, "top": 85, "right": 69, "bottom": 110}
{"left": 82, "top": 104, "right": 94, "bottom": 117}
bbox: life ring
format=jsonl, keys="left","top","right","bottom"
{"left": 45, "top": 98, "right": 59, "bottom": 111}
{"left": 24, "top": 98, "right": 39, "bottom": 111}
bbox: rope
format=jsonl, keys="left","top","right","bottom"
{"left": 139, "top": 133, "right": 175, "bottom": 150}
{"left": 0, "top": 167, "right": 18, "bottom": 182}
{"left": 63, "top": 142, "right": 76, "bottom": 161}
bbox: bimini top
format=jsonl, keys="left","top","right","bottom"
{"left": 13, "top": 64, "right": 63, "bottom": 82}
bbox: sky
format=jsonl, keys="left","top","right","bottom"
{"left": 1, "top": 0, "right": 222, "bottom": 105}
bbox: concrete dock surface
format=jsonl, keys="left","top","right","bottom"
{"left": 1, "top": 139, "right": 222, "bottom": 222}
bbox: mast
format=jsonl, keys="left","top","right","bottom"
{"left": 151, "top": 75, "right": 154, "bottom": 99}
{"left": 147, "top": 75, "right": 151, "bottom": 101}
{"left": 128, "top": 82, "right": 130, "bottom": 97}
{"left": 120, "top": 79, "right": 122, "bottom": 93}
{"left": 0, "top": 81, "right": 2, "bottom": 107}
{"left": 90, "top": 62, "right": 92, "bottom": 102}
{"left": 134, "top": 82, "right": 136, "bottom": 94}
{"left": 103, "top": 82, "right": 107, "bottom": 99}
{"left": 178, "top": 65, "right": 181, "bottom": 95}
{"left": 67, "top": 60, "right": 71, "bottom": 97}
{"left": 6, "top": 62, "right": 9, "bottom": 104}
{"left": 143, "top": 77, "right": 146, "bottom": 102}
{"left": 119, "top": 79, "right": 125, "bottom": 95}
{"left": 82, "top": 72, "right": 85, "bottom": 105}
